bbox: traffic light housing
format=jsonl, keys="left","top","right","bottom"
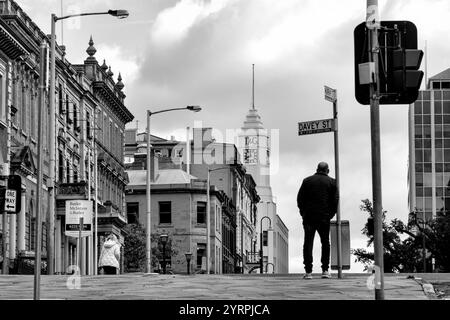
{"left": 354, "top": 20, "right": 424, "bottom": 105}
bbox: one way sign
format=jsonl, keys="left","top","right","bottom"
{"left": 4, "top": 189, "right": 16, "bottom": 213}
{"left": 0, "top": 175, "right": 22, "bottom": 214}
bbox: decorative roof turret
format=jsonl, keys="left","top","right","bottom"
{"left": 107, "top": 66, "right": 114, "bottom": 77}
{"left": 116, "top": 72, "right": 124, "bottom": 91}
{"left": 101, "top": 59, "right": 108, "bottom": 71}
{"left": 86, "top": 36, "right": 97, "bottom": 61}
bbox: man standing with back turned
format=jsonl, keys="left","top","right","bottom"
{"left": 297, "top": 162, "right": 339, "bottom": 279}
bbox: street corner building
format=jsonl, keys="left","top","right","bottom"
{"left": 123, "top": 105, "right": 289, "bottom": 274}
{"left": 124, "top": 128, "right": 262, "bottom": 274}
{"left": 0, "top": 0, "right": 133, "bottom": 275}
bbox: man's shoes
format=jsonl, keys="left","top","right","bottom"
{"left": 321, "top": 270, "right": 331, "bottom": 279}
{"left": 303, "top": 273, "right": 313, "bottom": 280}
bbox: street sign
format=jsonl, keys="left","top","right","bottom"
{"left": 0, "top": 175, "right": 22, "bottom": 214}
{"left": 65, "top": 200, "right": 92, "bottom": 237}
{"left": 298, "top": 118, "right": 335, "bottom": 136}
{"left": 4, "top": 189, "right": 17, "bottom": 213}
{"left": 324, "top": 86, "right": 337, "bottom": 102}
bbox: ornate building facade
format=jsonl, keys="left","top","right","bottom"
{"left": 0, "top": 0, "right": 133, "bottom": 274}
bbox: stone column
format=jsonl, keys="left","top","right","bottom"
{"left": 55, "top": 217, "right": 61, "bottom": 273}
{"left": 9, "top": 214, "right": 16, "bottom": 260}
{"left": 63, "top": 235, "right": 69, "bottom": 273}
{"left": 17, "top": 189, "right": 26, "bottom": 252}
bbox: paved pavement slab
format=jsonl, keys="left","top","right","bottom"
{"left": 0, "top": 273, "right": 430, "bottom": 300}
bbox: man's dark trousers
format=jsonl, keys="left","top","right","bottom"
{"left": 303, "top": 221, "right": 330, "bottom": 273}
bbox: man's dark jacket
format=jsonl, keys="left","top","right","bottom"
{"left": 297, "top": 172, "right": 339, "bottom": 224}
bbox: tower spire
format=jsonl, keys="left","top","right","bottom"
{"left": 252, "top": 64, "right": 255, "bottom": 110}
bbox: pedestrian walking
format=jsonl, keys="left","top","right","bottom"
{"left": 98, "top": 234, "right": 121, "bottom": 275}
{"left": 297, "top": 162, "right": 339, "bottom": 279}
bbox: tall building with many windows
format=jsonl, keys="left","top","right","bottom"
{"left": 408, "top": 68, "right": 450, "bottom": 221}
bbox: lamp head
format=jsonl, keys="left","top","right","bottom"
{"left": 108, "top": 9, "right": 129, "bottom": 19}
{"left": 186, "top": 105, "right": 202, "bottom": 112}
{"left": 159, "top": 234, "right": 168, "bottom": 244}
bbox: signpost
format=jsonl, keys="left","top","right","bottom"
{"left": 324, "top": 85, "right": 343, "bottom": 280}
{"left": 65, "top": 200, "right": 92, "bottom": 238}
{"left": 297, "top": 86, "right": 343, "bottom": 279}
{"left": 1, "top": 175, "right": 22, "bottom": 275}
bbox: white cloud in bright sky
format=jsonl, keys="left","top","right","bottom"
{"left": 19, "top": 0, "right": 450, "bottom": 274}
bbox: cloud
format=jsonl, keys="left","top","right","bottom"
{"left": 151, "top": 0, "right": 237, "bottom": 46}
{"left": 95, "top": 43, "right": 140, "bottom": 92}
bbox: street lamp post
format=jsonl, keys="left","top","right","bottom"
{"left": 145, "top": 106, "right": 201, "bottom": 273}
{"left": 206, "top": 166, "right": 230, "bottom": 275}
{"left": 159, "top": 234, "right": 168, "bottom": 274}
{"left": 185, "top": 252, "right": 192, "bottom": 275}
{"left": 47, "top": 8, "right": 129, "bottom": 277}
{"left": 259, "top": 216, "right": 272, "bottom": 274}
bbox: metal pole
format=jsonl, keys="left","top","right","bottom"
{"left": 88, "top": 126, "right": 92, "bottom": 275}
{"left": 78, "top": 217, "right": 83, "bottom": 274}
{"left": 33, "top": 41, "right": 47, "bottom": 299}
{"left": 162, "top": 243, "right": 166, "bottom": 274}
{"left": 422, "top": 212, "right": 426, "bottom": 272}
{"left": 186, "top": 127, "right": 190, "bottom": 175}
{"left": 367, "top": 0, "right": 384, "bottom": 300}
{"left": 187, "top": 258, "right": 190, "bottom": 275}
{"left": 2, "top": 212, "right": 8, "bottom": 274}
{"left": 146, "top": 111, "right": 152, "bottom": 273}
{"left": 259, "top": 222, "right": 263, "bottom": 274}
{"left": 206, "top": 169, "right": 210, "bottom": 274}
{"left": 94, "top": 109, "right": 98, "bottom": 275}
{"left": 333, "top": 95, "right": 343, "bottom": 279}
{"left": 241, "top": 206, "right": 244, "bottom": 274}
{"left": 47, "top": 13, "right": 57, "bottom": 276}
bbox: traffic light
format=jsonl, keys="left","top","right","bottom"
{"left": 262, "top": 230, "right": 268, "bottom": 246}
{"left": 354, "top": 20, "right": 423, "bottom": 105}
{"left": 392, "top": 48, "right": 424, "bottom": 102}
{"left": 367, "top": 217, "right": 374, "bottom": 236}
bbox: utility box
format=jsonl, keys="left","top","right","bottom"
{"left": 330, "top": 220, "right": 351, "bottom": 270}
{"left": 358, "top": 62, "right": 375, "bottom": 85}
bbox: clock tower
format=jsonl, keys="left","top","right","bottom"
{"left": 237, "top": 65, "right": 287, "bottom": 273}
{"left": 238, "top": 65, "right": 273, "bottom": 202}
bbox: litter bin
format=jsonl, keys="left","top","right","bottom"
{"left": 330, "top": 220, "right": 350, "bottom": 270}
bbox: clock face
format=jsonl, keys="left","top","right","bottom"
{"left": 244, "top": 148, "right": 258, "bottom": 164}
{"left": 245, "top": 136, "right": 258, "bottom": 147}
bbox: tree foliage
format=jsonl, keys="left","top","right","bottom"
{"left": 123, "top": 223, "right": 179, "bottom": 273}
{"left": 351, "top": 199, "right": 450, "bottom": 273}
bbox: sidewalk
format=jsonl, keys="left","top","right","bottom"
{"left": 0, "top": 273, "right": 431, "bottom": 300}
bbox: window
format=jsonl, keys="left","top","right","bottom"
{"left": 65, "top": 94, "right": 70, "bottom": 124}
{"left": 0, "top": 67, "right": 6, "bottom": 123}
{"left": 159, "top": 201, "right": 171, "bottom": 224}
{"left": 433, "top": 81, "right": 441, "bottom": 89}
{"left": 66, "top": 159, "right": 71, "bottom": 183}
{"left": 58, "top": 151, "right": 64, "bottom": 182}
{"left": 443, "top": 82, "right": 450, "bottom": 89}
{"left": 58, "top": 84, "right": 63, "bottom": 115}
{"left": 73, "top": 103, "right": 78, "bottom": 131}
{"left": 126, "top": 203, "right": 139, "bottom": 224}
{"left": 73, "top": 162, "right": 78, "bottom": 183}
{"left": 86, "top": 111, "right": 90, "bottom": 138}
{"left": 197, "top": 201, "right": 206, "bottom": 224}
{"left": 196, "top": 243, "right": 206, "bottom": 269}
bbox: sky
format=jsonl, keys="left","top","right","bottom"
{"left": 19, "top": 0, "right": 450, "bottom": 273}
